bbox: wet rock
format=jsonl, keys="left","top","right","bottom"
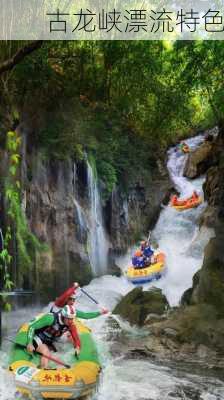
{"left": 181, "top": 270, "right": 201, "bottom": 305}
{"left": 145, "top": 313, "right": 167, "bottom": 324}
{"left": 169, "top": 386, "right": 201, "bottom": 400}
{"left": 184, "top": 141, "right": 215, "bottom": 179}
{"left": 113, "top": 286, "right": 169, "bottom": 326}
{"left": 162, "top": 328, "right": 179, "bottom": 338}
{"left": 196, "top": 344, "right": 210, "bottom": 359}
{"left": 107, "top": 250, "right": 122, "bottom": 277}
{"left": 109, "top": 163, "right": 170, "bottom": 252}
{"left": 181, "top": 287, "right": 193, "bottom": 306}
{"left": 160, "top": 337, "right": 179, "bottom": 351}
{"left": 107, "top": 263, "right": 122, "bottom": 277}
{"left": 128, "top": 348, "right": 154, "bottom": 359}
{"left": 196, "top": 237, "right": 224, "bottom": 314}
{"left": 179, "top": 342, "right": 196, "bottom": 354}
{"left": 199, "top": 205, "right": 218, "bottom": 228}
{"left": 201, "top": 165, "right": 224, "bottom": 230}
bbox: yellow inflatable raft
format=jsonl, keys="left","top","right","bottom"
{"left": 126, "top": 252, "right": 166, "bottom": 284}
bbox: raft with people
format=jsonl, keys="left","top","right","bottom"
{"left": 126, "top": 251, "right": 166, "bottom": 284}
{"left": 171, "top": 191, "right": 202, "bottom": 211}
{"left": 126, "top": 240, "right": 166, "bottom": 284}
{"left": 179, "top": 142, "right": 190, "bottom": 153}
{"left": 8, "top": 283, "right": 108, "bottom": 400}
{"left": 9, "top": 319, "right": 100, "bottom": 399}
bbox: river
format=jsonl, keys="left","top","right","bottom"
{"left": 0, "top": 135, "right": 223, "bottom": 400}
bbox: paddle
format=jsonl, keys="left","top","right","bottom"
{"left": 80, "top": 288, "right": 129, "bottom": 331}
{"left": 80, "top": 288, "right": 100, "bottom": 305}
{"left": 6, "top": 338, "right": 71, "bottom": 368}
{"left": 80, "top": 288, "right": 110, "bottom": 315}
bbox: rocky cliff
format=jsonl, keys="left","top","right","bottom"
{"left": 13, "top": 123, "right": 170, "bottom": 301}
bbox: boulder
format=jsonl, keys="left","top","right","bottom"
{"left": 196, "top": 237, "right": 224, "bottom": 314}
{"left": 113, "top": 286, "right": 169, "bottom": 326}
{"left": 162, "top": 327, "right": 179, "bottom": 338}
{"left": 184, "top": 141, "right": 214, "bottom": 179}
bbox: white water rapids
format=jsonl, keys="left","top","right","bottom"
{"left": 0, "top": 135, "right": 223, "bottom": 400}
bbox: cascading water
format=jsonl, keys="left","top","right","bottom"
{"left": 115, "top": 135, "right": 215, "bottom": 305}
{"left": 72, "top": 163, "right": 87, "bottom": 241}
{"left": 150, "top": 135, "right": 215, "bottom": 305}
{"left": 87, "top": 161, "right": 109, "bottom": 276}
{"left": 0, "top": 135, "right": 222, "bottom": 400}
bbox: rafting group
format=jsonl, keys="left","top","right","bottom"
{"left": 171, "top": 190, "right": 202, "bottom": 211}
{"left": 126, "top": 186, "right": 202, "bottom": 284}
{"left": 178, "top": 141, "right": 190, "bottom": 153}
{"left": 9, "top": 283, "right": 108, "bottom": 399}
{"left": 126, "top": 239, "right": 166, "bottom": 284}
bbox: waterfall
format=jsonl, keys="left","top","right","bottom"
{"left": 87, "top": 161, "right": 109, "bottom": 276}
{"left": 72, "top": 163, "right": 87, "bottom": 242}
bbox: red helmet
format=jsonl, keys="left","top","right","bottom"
{"left": 135, "top": 250, "right": 142, "bottom": 257}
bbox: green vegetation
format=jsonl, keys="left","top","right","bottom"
{"left": 0, "top": 40, "right": 224, "bottom": 288}
{"left": 1, "top": 41, "right": 222, "bottom": 196}
{"left": 0, "top": 130, "right": 46, "bottom": 293}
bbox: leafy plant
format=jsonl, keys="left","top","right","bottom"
{"left": 1, "top": 130, "right": 47, "bottom": 299}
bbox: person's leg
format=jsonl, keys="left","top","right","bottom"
{"left": 36, "top": 343, "right": 51, "bottom": 369}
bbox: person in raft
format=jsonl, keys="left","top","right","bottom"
{"left": 171, "top": 194, "right": 178, "bottom": 206}
{"left": 191, "top": 190, "right": 199, "bottom": 200}
{"left": 50, "top": 282, "right": 80, "bottom": 312}
{"left": 140, "top": 240, "right": 155, "bottom": 266}
{"left": 132, "top": 249, "right": 146, "bottom": 269}
{"left": 23, "top": 301, "right": 108, "bottom": 369}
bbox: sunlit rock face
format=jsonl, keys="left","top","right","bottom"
{"left": 183, "top": 127, "right": 218, "bottom": 179}
{"left": 183, "top": 141, "right": 215, "bottom": 179}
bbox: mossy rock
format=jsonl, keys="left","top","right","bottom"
{"left": 113, "top": 287, "right": 169, "bottom": 326}
{"left": 171, "top": 304, "right": 224, "bottom": 350}
{"left": 197, "top": 237, "right": 224, "bottom": 315}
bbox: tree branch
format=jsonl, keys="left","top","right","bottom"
{"left": 0, "top": 41, "right": 43, "bottom": 76}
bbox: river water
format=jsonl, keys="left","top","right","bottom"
{"left": 0, "top": 136, "right": 223, "bottom": 400}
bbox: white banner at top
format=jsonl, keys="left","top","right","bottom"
{"left": 1, "top": 0, "right": 224, "bottom": 40}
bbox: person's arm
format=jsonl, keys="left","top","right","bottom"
{"left": 69, "top": 323, "right": 81, "bottom": 349}
{"left": 27, "top": 314, "right": 54, "bottom": 345}
{"left": 76, "top": 309, "right": 106, "bottom": 319}
{"left": 54, "top": 283, "right": 79, "bottom": 307}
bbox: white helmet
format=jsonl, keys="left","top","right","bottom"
{"left": 69, "top": 293, "right": 77, "bottom": 300}
{"left": 69, "top": 288, "right": 81, "bottom": 300}
{"left": 61, "top": 305, "right": 75, "bottom": 319}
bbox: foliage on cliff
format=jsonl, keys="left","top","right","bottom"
{"left": 0, "top": 40, "right": 222, "bottom": 194}
{"left": 0, "top": 130, "right": 47, "bottom": 292}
